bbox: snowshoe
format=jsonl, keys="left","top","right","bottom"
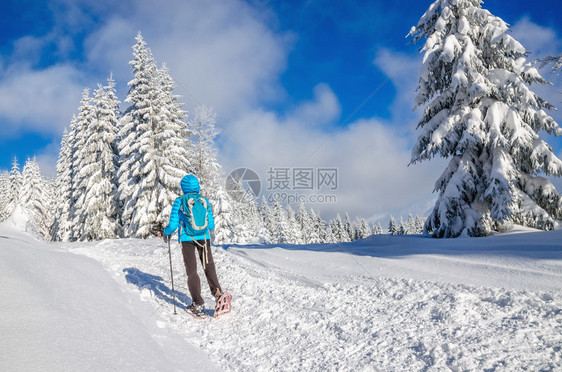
{"left": 185, "top": 304, "right": 209, "bottom": 319}
{"left": 213, "top": 291, "right": 232, "bottom": 318}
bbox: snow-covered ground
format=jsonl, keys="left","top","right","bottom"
{"left": 1, "top": 216, "right": 561, "bottom": 371}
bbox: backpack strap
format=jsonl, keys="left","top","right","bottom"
{"left": 190, "top": 236, "right": 209, "bottom": 270}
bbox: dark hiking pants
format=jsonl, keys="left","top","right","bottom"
{"left": 181, "top": 240, "right": 221, "bottom": 306}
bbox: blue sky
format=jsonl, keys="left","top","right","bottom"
{"left": 2, "top": 0, "right": 562, "bottom": 221}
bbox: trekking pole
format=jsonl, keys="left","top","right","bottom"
{"left": 167, "top": 238, "right": 178, "bottom": 315}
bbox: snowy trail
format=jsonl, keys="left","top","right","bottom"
{"left": 67, "top": 231, "right": 562, "bottom": 371}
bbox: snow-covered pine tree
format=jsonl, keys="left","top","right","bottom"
{"left": 43, "top": 177, "right": 56, "bottom": 240}
{"left": 152, "top": 64, "right": 193, "bottom": 233}
{"left": 117, "top": 32, "right": 159, "bottom": 237}
{"left": 0, "top": 171, "right": 10, "bottom": 221}
{"left": 330, "top": 214, "right": 349, "bottom": 243}
{"left": 398, "top": 217, "right": 406, "bottom": 235}
{"left": 189, "top": 106, "right": 221, "bottom": 195}
{"left": 51, "top": 129, "right": 73, "bottom": 241}
{"left": 309, "top": 209, "right": 327, "bottom": 243}
{"left": 78, "top": 78, "right": 121, "bottom": 241}
{"left": 286, "top": 205, "right": 303, "bottom": 244}
{"left": 403, "top": 214, "right": 416, "bottom": 235}
{"left": 344, "top": 213, "right": 355, "bottom": 241}
{"left": 388, "top": 216, "right": 399, "bottom": 235}
{"left": 373, "top": 222, "right": 384, "bottom": 235}
{"left": 414, "top": 215, "right": 426, "bottom": 234}
{"left": 231, "top": 201, "right": 253, "bottom": 244}
{"left": 21, "top": 158, "right": 52, "bottom": 239}
{"left": 260, "top": 196, "right": 275, "bottom": 244}
{"left": 246, "top": 197, "right": 268, "bottom": 243}
{"left": 213, "top": 187, "right": 236, "bottom": 244}
{"left": 118, "top": 33, "right": 192, "bottom": 238}
{"left": 409, "top": 0, "right": 562, "bottom": 237}
{"left": 297, "top": 203, "right": 315, "bottom": 244}
{"left": 323, "top": 218, "right": 337, "bottom": 243}
{"left": 354, "top": 217, "right": 373, "bottom": 240}
{"left": 69, "top": 89, "right": 96, "bottom": 240}
{"left": 7, "top": 157, "right": 22, "bottom": 215}
{"left": 308, "top": 209, "right": 322, "bottom": 244}
{"left": 272, "top": 199, "right": 290, "bottom": 244}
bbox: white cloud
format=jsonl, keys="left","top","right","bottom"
{"left": 11, "top": 36, "right": 45, "bottom": 65}
{"left": 84, "top": 0, "right": 292, "bottom": 118}
{"left": 35, "top": 140, "right": 61, "bottom": 179}
{"left": 510, "top": 17, "right": 561, "bottom": 58}
{"left": 288, "top": 83, "right": 341, "bottom": 127}
{"left": 217, "top": 84, "right": 444, "bottom": 222}
{"left": 510, "top": 18, "right": 562, "bottom": 129}
{"left": 1, "top": 0, "right": 292, "bottom": 137}
{"left": 373, "top": 48, "right": 423, "bottom": 137}
{"left": 307, "top": 118, "right": 445, "bottom": 221}
{"left": 0, "top": 64, "right": 84, "bottom": 137}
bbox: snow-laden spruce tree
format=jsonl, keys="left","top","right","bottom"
{"left": 21, "top": 158, "right": 53, "bottom": 239}
{"left": 297, "top": 204, "right": 318, "bottom": 244}
{"left": 78, "top": 78, "right": 121, "bottom": 240}
{"left": 231, "top": 201, "right": 253, "bottom": 243}
{"left": 52, "top": 129, "right": 73, "bottom": 241}
{"left": 286, "top": 205, "right": 303, "bottom": 244}
{"left": 7, "top": 158, "right": 22, "bottom": 215}
{"left": 372, "top": 222, "right": 384, "bottom": 235}
{"left": 189, "top": 106, "right": 221, "bottom": 194}
{"left": 388, "top": 216, "right": 399, "bottom": 235}
{"left": 212, "top": 187, "right": 236, "bottom": 244}
{"left": 409, "top": 0, "right": 562, "bottom": 237}
{"left": 309, "top": 209, "right": 327, "bottom": 243}
{"left": 354, "top": 218, "right": 373, "bottom": 240}
{"left": 187, "top": 105, "right": 240, "bottom": 243}
{"left": 151, "top": 64, "right": 194, "bottom": 231}
{"left": 118, "top": 33, "right": 192, "bottom": 238}
{"left": 329, "top": 214, "right": 349, "bottom": 243}
{"left": 69, "top": 89, "right": 96, "bottom": 240}
{"left": 343, "top": 212, "right": 355, "bottom": 241}
{"left": 322, "top": 220, "right": 337, "bottom": 243}
{"left": 259, "top": 196, "right": 275, "bottom": 243}
{"left": 271, "top": 199, "right": 290, "bottom": 244}
{"left": 247, "top": 198, "right": 270, "bottom": 243}
{"left": 0, "top": 171, "right": 10, "bottom": 221}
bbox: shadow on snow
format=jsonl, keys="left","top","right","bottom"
{"left": 220, "top": 229, "right": 562, "bottom": 260}
{"left": 123, "top": 267, "right": 191, "bottom": 308}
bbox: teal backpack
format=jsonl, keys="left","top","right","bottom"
{"left": 179, "top": 193, "right": 210, "bottom": 237}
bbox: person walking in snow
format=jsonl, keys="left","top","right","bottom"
{"left": 162, "top": 174, "right": 230, "bottom": 318}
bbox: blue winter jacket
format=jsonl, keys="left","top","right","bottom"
{"left": 163, "top": 175, "right": 215, "bottom": 242}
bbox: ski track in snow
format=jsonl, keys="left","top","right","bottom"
{"left": 66, "top": 237, "right": 562, "bottom": 371}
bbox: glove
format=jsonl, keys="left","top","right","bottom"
{"left": 162, "top": 231, "right": 170, "bottom": 243}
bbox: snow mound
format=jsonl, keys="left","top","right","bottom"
{"left": 0, "top": 205, "right": 40, "bottom": 238}
{"left": 0, "top": 227, "right": 219, "bottom": 371}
